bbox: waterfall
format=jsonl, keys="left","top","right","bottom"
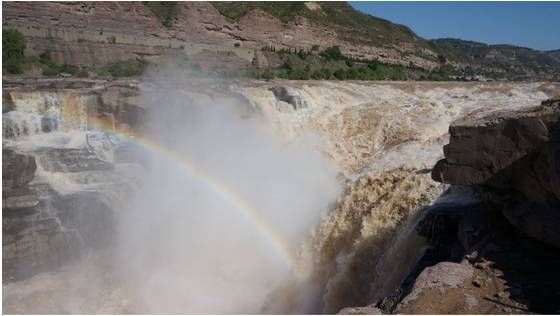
{"left": 3, "top": 80, "right": 552, "bottom": 314}
{"left": 2, "top": 88, "right": 140, "bottom": 284}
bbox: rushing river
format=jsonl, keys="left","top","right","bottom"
{"left": 2, "top": 77, "right": 555, "bottom": 314}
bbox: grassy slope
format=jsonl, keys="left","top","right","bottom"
{"left": 431, "top": 38, "right": 560, "bottom": 78}
{"left": 211, "top": 2, "right": 429, "bottom": 48}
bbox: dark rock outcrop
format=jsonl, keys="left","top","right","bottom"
{"left": 2, "top": 158, "right": 115, "bottom": 282}
{"left": 1, "top": 150, "right": 76, "bottom": 282}
{"left": 432, "top": 98, "right": 559, "bottom": 187}
{"left": 2, "top": 149, "right": 39, "bottom": 210}
{"left": 34, "top": 148, "right": 113, "bottom": 173}
{"left": 2, "top": 148, "right": 115, "bottom": 282}
{"left": 2, "top": 149, "right": 37, "bottom": 191}
{"left": 269, "top": 86, "right": 308, "bottom": 110}
{"left": 386, "top": 196, "right": 560, "bottom": 314}
{"left": 366, "top": 98, "right": 560, "bottom": 315}
{"left": 432, "top": 97, "right": 560, "bottom": 248}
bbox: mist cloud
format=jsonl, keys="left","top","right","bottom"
{"left": 115, "top": 64, "right": 342, "bottom": 313}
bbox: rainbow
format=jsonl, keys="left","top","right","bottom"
{"left": 74, "top": 112, "right": 299, "bottom": 270}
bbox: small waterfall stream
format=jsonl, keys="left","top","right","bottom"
{"left": 2, "top": 89, "right": 141, "bottom": 283}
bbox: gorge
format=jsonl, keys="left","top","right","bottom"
{"left": 3, "top": 73, "right": 559, "bottom": 313}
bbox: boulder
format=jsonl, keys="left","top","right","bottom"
{"left": 269, "top": 86, "right": 308, "bottom": 110}
{"left": 34, "top": 148, "right": 113, "bottom": 173}
{"left": 2, "top": 187, "right": 39, "bottom": 209}
{"left": 338, "top": 305, "right": 383, "bottom": 315}
{"left": 432, "top": 97, "right": 560, "bottom": 187}
{"left": 432, "top": 98, "right": 560, "bottom": 248}
{"left": 395, "top": 261, "right": 475, "bottom": 314}
{"left": 2, "top": 149, "right": 37, "bottom": 190}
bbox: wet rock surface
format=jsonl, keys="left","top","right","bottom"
{"left": 1, "top": 80, "right": 137, "bottom": 283}
{"left": 2, "top": 165, "right": 116, "bottom": 283}
{"left": 34, "top": 148, "right": 114, "bottom": 173}
{"left": 3, "top": 149, "right": 37, "bottom": 190}
{"left": 2, "top": 150, "right": 74, "bottom": 282}
{"left": 268, "top": 86, "right": 308, "bottom": 110}
{"left": 364, "top": 98, "right": 560, "bottom": 314}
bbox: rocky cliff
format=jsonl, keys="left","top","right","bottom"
{"left": 2, "top": 78, "right": 144, "bottom": 282}
{"left": 433, "top": 97, "right": 560, "bottom": 248}
{"left": 4, "top": 2, "right": 559, "bottom": 80}
{"left": 354, "top": 97, "right": 560, "bottom": 314}
{"left": 1, "top": 1, "right": 438, "bottom": 70}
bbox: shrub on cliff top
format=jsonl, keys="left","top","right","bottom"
{"left": 98, "top": 59, "right": 148, "bottom": 77}
{"left": 320, "top": 46, "right": 344, "bottom": 61}
{"left": 3, "top": 29, "right": 26, "bottom": 74}
{"left": 144, "top": 2, "right": 179, "bottom": 28}
{"left": 38, "top": 52, "right": 78, "bottom": 77}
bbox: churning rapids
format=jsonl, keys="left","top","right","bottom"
{"left": 2, "top": 73, "right": 556, "bottom": 314}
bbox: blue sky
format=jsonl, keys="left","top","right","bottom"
{"left": 349, "top": 2, "right": 560, "bottom": 51}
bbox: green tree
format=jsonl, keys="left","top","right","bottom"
{"left": 320, "top": 46, "right": 344, "bottom": 61}
{"left": 260, "top": 69, "right": 274, "bottom": 80}
{"left": 333, "top": 69, "right": 347, "bottom": 80}
{"left": 3, "top": 29, "right": 26, "bottom": 74}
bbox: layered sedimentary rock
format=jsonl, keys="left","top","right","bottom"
{"left": 2, "top": 2, "right": 440, "bottom": 70}
{"left": 378, "top": 98, "right": 560, "bottom": 314}
{"left": 2, "top": 78, "right": 144, "bottom": 137}
{"left": 3, "top": 149, "right": 37, "bottom": 193}
{"left": 1, "top": 78, "right": 143, "bottom": 282}
{"left": 2, "top": 149, "right": 75, "bottom": 281}
{"left": 432, "top": 97, "right": 560, "bottom": 248}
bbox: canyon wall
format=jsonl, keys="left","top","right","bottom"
{"left": 2, "top": 2, "right": 440, "bottom": 70}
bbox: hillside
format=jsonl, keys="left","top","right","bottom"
{"left": 2, "top": 1, "right": 558, "bottom": 81}
{"left": 431, "top": 38, "right": 560, "bottom": 80}
{"left": 212, "top": 2, "right": 427, "bottom": 48}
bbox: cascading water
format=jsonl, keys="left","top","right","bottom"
{"left": 2, "top": 89, "right": 141, "bottom": 285}
{"left": 2, "top": 78, "right": 554, "bottom": 314}
{"left": 238, "top": 81, "right": 552, "bottom": 313}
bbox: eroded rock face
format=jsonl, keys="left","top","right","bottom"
{"left": 432, "top": 98, "right": 560, "bottom": 187}
{"left": 268, "top": 86, "right": 308, "bottom": 110}
{"left": 432, "top": 97, "right": 560, "bottom": 248}
{"left": 2, "top": 150, "right": 39, "bottom": 210}
{"left": 34, "top": 148, "right": 113, "bottom": 173}
{"left": 373, "top": 98, "right": 560, "bottom": 315}
{"left": 396, "top": 261, "right": 474, "bottom": 312}
{"left": 2, "top": 150, "right": 76, "bottom": 282}
{"left": 2, "top": 2, "right": 441, "bottom": 70}
{"left": 2, "top": 148, "right": 118, "bottom": 282}
{"left": 392, "top": 203, "right": 560, "bottom": 314}
{"left": 2, "top": 149, "right": 37, "bottom": 191}
{"left": 1, "top": 79, "right": 140, "bottom": 282}
{"left": 338, "top": 305, "right": 383, "bottom": 315}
